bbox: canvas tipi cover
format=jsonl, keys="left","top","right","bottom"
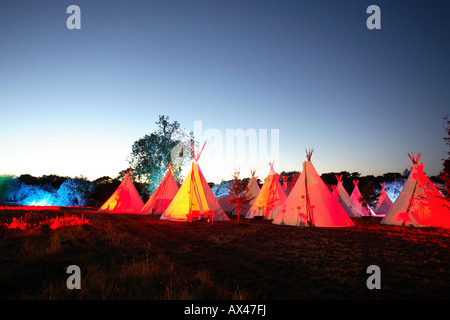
{"left": 245, "top": 162, "right": 287, "bottom": 220}
{"left": 373, "top": 184, "right": 393, "bottom": 216}
{"left": 98, "top": 168, "right": 144, "bottom": 214}
{"left": 381, "top": 153, "right": 450, "bottom": 228}
{"left": 333, "top": 175, "right": 363, "bottom": 218}
{"left": 273, "top": 150, "right": 355, "bottom": 227}
{"left": 140, "top": 166, "right": 179, "bottom": 215}
{"left": 160, "top": 142, "right": 229, "bottom": 222}
{"left": 233, "top": 170, "right": 261, "bottom": 216}
{"left": 350, "top": 180, "right": 375, "bottom": 217}
{"left": 218, "top": 194, "right": 235, "bottom": 213}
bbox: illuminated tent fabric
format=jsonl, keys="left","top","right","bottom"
{"left": 373, "top": 184, "right": 393, "bottom": 216}
{"left": 233, "top": 170, "right": 261, "bottom": 216}
{"left": 381, "top": 152, "right": 450, "bottom": 228}
{"left": 245, "top": 162, "right": 287, "bottom": 220}
{"left": 160, "top": 142, "right": 229, "bottom": 222}
{"left": 273, "top": 149, "right": 355, "bottom": 227}
{"left": 98, "top": 168, "right": 144, "bottom": 214}
{"left": 140, "top": 166, "right": 179, "bottom": 215}
{"left": 350, "top": 180, "right": 375, "bottom": 217}
{"left": 333, "top": 175, "right": 363, "bottom": 218}
{"left": 218, "top": 194, "right": 234, "bottom": 213}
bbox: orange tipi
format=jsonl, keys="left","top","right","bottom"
{"left": 245, "top": 161, "right": 287, "bottom": 220}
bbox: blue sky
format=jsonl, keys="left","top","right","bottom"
{"left": 0, "top": 0, "right": 449, "bottom": 183}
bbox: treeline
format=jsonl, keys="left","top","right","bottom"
{"left": 1, "top": 169, "right": 444, "bottom": 208}
{"left": 0, "top": 174, "right": 149, "bottom": 208}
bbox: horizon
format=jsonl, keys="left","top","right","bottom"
{"left": 1, "top": 1, "right": 449, "bottom": 184}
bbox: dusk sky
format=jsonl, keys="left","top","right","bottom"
{"left": 1, "top": 0, "right": 449, "bottom": 183}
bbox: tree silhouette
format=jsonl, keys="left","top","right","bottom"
{"left": 128, "top": 115, "right": 193, "bottom": 195}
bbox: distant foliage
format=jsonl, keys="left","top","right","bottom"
{"left": 211, "top": 180, "right": 232, "bottom": 197}
{"left": 0, "top": 175, "right": 94, "bottom": 207}
{"left": 440, "top": 115, "right": 450, "bottom": 200}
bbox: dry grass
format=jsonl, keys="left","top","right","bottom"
{"left": 0, "top": 208, "right": 449, "bottom": 299}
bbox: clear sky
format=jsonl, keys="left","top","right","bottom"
{"left": 0, "top": 0, "right": 449, "bottom": 183}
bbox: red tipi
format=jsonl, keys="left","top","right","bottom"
{"left": 273, "top": 149, "right": 354, "bottom": 227}
{"left": 381, "top": 152, "right": 450, "bottom": 228}
{"left": 98, "top": 168, "right": 144, "bottom": 214}
{"left": 140, "top": 165, "right": 179, "bottom": 215}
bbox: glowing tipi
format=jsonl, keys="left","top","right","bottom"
{"left": 381, "top": 152, "right": 450, "bottom": 228}
{"left": 350, "top": 180, "right": 375, "bottom": 216}
{"left": 245, "top": 161, "right": 287, "bottom": 220}
{"left": 333, "top": 175, "right": 363, "bottom": 218}
{"left": 272, "top": 149, "right": 355, "bottom": 227}
{"left": 373, "top": 184, "right": 393, "bottom": 216}
{"left": 98, "top": 168, "right": 144, "bottom": 214}
{"left": 160, "top": 142, "right": 229, "bottom": 222}
{"left": 140, "top": 165, "right": 179, "bottom": 215}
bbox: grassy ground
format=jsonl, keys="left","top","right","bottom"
{"left": 0, "top": 208, "right": 449, "bottom": 300}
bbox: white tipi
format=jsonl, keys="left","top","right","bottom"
{"left": 245, "top": 161, "right": 287, "bottom": 220}
{"left": 333, "top": 175, "right": 363, "bottom": 218}
{"left": 350, "top": 180, "right": 375, "bottom": 217}
{"left": 233, "top": 169, "right": 261, "bottom": 216}
{"left": 160, "top": 142, "right": 229, "bottom": 222}
{"left": 98, "top": 168, "right": 144, "bottom": 214}
{"left": 373, "top": 184, "right": 393, "bottom": 216}
{"left": 381, "top": 152, "right": 450, "bottom": 228}
{"left": 140, "top": 165, "right": 179, "bottom": 215}
{"left": 273, "top": 149, "right": 355, "bottom": 227}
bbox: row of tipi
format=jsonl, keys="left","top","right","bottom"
{"left": 98, "top": 146, "right": 450, "bottom": 228}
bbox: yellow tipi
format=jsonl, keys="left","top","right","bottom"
{"left": 160, "top": 142, "right": 229, "bottom": 222}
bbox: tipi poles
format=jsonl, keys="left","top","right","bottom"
{"left": 304, "top": 149, "right": 315, "bottom": 227}
{"left": 304, "top": 163, "right": 313, "bottom": 227}
{"left": 188, "top": 163, "right": 195, "bottom": 222}
{"left": 402, "top": 152, "right": 422, "bottom": 226}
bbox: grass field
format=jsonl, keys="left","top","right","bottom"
{"left": 1, "top": 208, "right": 449, "bottom": 300}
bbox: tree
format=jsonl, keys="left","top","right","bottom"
{"left": 226, "top": 168, "right": 253, "bottom": 221}
{"left": 359, "top": 180, "right": 378, "bottom": 209}
{"left": 128, "top": 115, "right": 193, "bottom": 195}
{"left": 440, "top": 115, "right": 450, "bottom": 200}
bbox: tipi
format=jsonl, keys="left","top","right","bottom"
{"left": 217, "top": 194, "right": 235, "bottom": 214}
{"left": 98, "top": 168, "right": 144, "bottom": 214}
{"left": 350, "top": 180, "right": 375, "bottom": 217}
{"left": 140, "top": 165, "right": 179, "bottom": 215}
{"left": 245, "top": 161, "right": 287, "bottom": 220}
{"left": 381, "top": 152, "right": 450, "bottom": 228}
{"left": 373, "top": 184, "right": 393, "bottom": 216}
{"left": 233, "top": 169, "right": 261, "bottom": 216}
{"left": 333, "top": 175, "right": 363, "bottom": 218}
{"left": 273, "top": 149, "right": 355, "bottom": 227}
{"left": 160, "top": 142, "right": 229, "bottom": 222}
